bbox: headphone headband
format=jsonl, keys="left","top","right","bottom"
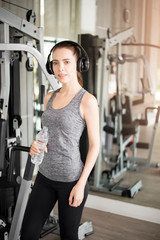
{"left": 46, "top": 40, "right": 89, "bottom": 74}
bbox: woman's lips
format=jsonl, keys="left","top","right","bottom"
{"left": 58, "top": 74, "right": 67, "bottom": 78}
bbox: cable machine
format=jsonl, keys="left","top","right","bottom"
{"left": 79, "top": 28, "right": 160, "bottom": 198}
{"left": 0, "top": 6, "right": 58, "bottom": 240}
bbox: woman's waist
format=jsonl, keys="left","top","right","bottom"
{"left": 47, "top": 143, "right": 79, "bottom": 153}
{"left": 44, "top": 149, "right": 81, "bottom": 160}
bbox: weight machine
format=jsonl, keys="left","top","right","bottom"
{"left": 79, "top": 28, "right": 160, "bottom": 198}
{"left": 0, "top": 6, "right": 93, "bottom": 240}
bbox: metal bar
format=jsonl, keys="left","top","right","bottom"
{"left": 93, "top": 28, "right": 134, "bottom": 189}
{"left": 108, "top": 28, "right": 134, "bottom": 47}
{"left": 8, "top": 154, "right": 34, "bottom": 240}
{"left": 8, "top": 180, "right": 33, "bottom": 240}
{"left": 93, "top": 39, "right": 108, "bottom": 188}
{"left": 116, "top": 43, "right": 124, "bottom": 171}
{"left": 0, "top": 23, "right": 10, "bottom": 120}
{"left": 0, "top": 43, "right": 59, "bottom": 90}
{"left": 0, "top": 7, "right": 41, "bottom": 41}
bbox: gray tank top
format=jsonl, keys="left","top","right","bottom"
{"left": 39, "top": 88, "right": 86, "bottom": 182}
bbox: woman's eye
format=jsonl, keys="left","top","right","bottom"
{"left": 53, "top": 61, "right": 58, "bottom": 65}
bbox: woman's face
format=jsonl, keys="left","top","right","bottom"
{"left": 52, "top": 47, "right": 78, "bottom": 85}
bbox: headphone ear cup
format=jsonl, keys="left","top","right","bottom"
{"left": 46, "top": 60, "right": 54, "bottom": 75}
{"left": 77, "top": 58, "right": 82, "bottom": 72}
{"left": 82, "top": 57, "right": 89, "bottom": 72}
{"left": 77, "top": 57, "right": 89, "bottom": 72}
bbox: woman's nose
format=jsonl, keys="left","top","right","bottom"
{"left": 59, "top": 62, "right": 64, "bottom": 71}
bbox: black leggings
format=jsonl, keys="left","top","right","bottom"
{"left": 20, "top": 172, "right": 88, "bottom": 240}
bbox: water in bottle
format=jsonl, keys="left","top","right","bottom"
{"left": 31, "top": 126, "right": 48, "bottom": 165}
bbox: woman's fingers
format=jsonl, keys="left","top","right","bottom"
{"left": 69, "top": 189, "right": 82, "bottom": 207}
{"left": 70, "top": 198, "right": 82, "bottom": 207}
{"left": 30, "top": 140, "right": 40, "bottom": 156}
{"left": 44, "top": 146, "right": 48, "bottom": 153}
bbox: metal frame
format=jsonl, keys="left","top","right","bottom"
{"left": 0, "top": 22, "right": 10, "bottom": 120}
{"left": 8, "top": 147, "right": 33, "bottom": 240}
{"left": 91, "top": 28, "right": 143, "bottom": 197}
{"left": 126, "top": 106, "right": 160, "bottom": 171}
{"left": 0, "top": 6, "right": 59, "bottom": 120}
{"left": 93, "top": 28, "right": 134, "bottom": 185}
{"left": 92, "top": 26, "right": 160, "bottom": 197}
{"left": 0, "top": 6, "right": 59, "bottom": 240}
{"left": 0, "top": 42, "right": 59, "bottom": 119}
{"left": 0, "top": 43, "right": 59, "bottom": 89}
{"left": 0, "top": 7, "right": 42, "bottom": 41}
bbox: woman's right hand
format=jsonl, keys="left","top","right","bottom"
{"left": 30, "top": 140, "right": 40, "bottom": 157}
{"left": 30, "top": 140, "right": 48, "bottom": 156}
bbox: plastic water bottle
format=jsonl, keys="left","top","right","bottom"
{"left": 31, "top": 126, "right": 48, "bottom": 165}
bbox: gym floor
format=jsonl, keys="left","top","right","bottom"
{"left": 42, "top": 113, "right": 160, "bottom": 239}
{"left": 42, "top": 207, "right": 160, "bottom": 240}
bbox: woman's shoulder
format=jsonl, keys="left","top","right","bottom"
{"left": 45, "top": 90, "right": 54, "bottom": 102}
{"left": 81, "top": 90, "right": 98, "bottom": 115}
{"left": 45, "top": 87, "right": 60, "bottom": 101}
{"left": 82, "top": 90, "right": 98, "bottom": 106}
{"left": 44, "top": 90, "right": 55, "bottom": 109}
{"left": 80, "top": 90, "right": 99, "bottom": 120}
{"left": 46, "top": 90, "right": 54, "bottom": 97}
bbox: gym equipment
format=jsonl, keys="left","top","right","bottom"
{"left": 79, "top": 29, "right": 159, "bottom": 198}
{"left": 40, "top": 216, "right": 93, "bottom": 240}
{"left": 46, "top": 40, "right": 90, "bottom": 74}
{"left": 8, "top": 147, "right": 31, "bottom": 240}
{"left": 79, "top": 29, "right": 142, "bottom": 197}
{"left": 0, "top": 219, "right": 8, "bottom": 240}
{"left": 125, "top": 105, "right": 160, "bottom": 171}
{"left": 0, "top": 118, "right": 27, "bottom": 240}
{"left": 0, "top": 118, "right": 7, "bottom": 170}
{"left": 78, "top": 33, "right": 104, "bottom": 97}
{"left": 102, "top": 96, "right": 160, "bottom": 196}
{"left": 102, "top": 50, "right": 160, "bottom": 175}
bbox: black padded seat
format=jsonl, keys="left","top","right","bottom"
{"left": 122, "top": 119, "right": 139, "bottom": 136}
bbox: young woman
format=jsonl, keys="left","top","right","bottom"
{"left": 20, "top": 41, "right": 100, "bottom": 240}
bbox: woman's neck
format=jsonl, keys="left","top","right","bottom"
{"left": 60, "top": 82, "right": 82, "bottom": 95}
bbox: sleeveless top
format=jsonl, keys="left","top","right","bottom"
{"left": 39, "top": 88, "right": 86, "bottom": 182}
